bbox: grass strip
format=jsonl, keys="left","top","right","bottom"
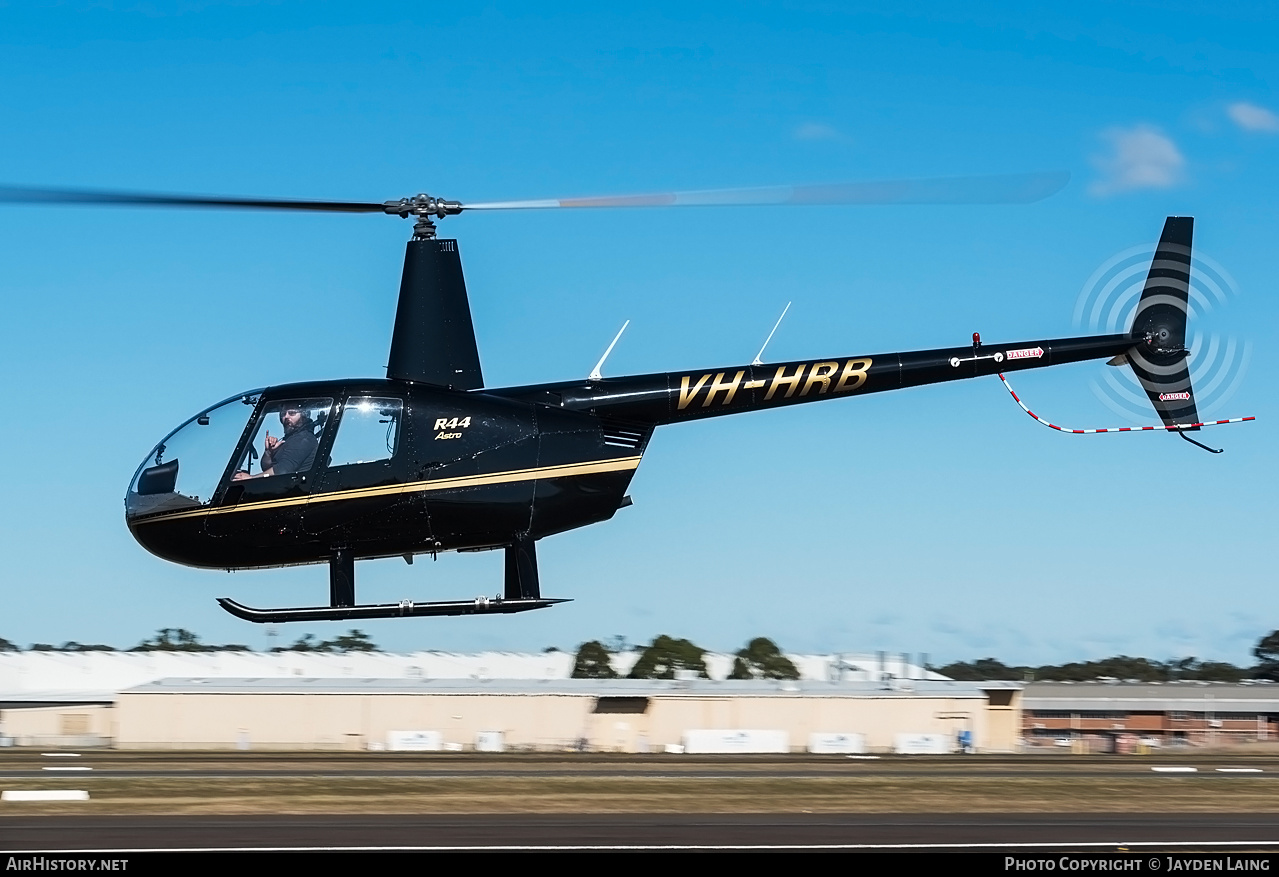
{"left": 2, "top": 775, "right": 1277, "bottom": 815}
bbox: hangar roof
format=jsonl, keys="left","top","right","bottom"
{"left": 0, "top": 650, "right": 947, "bottom": 703}
{"left": 1023, "top": 681, "right": 1279, "bottom": 712}
{"left": 121, "top": 677, "right": 998, "bottom": 699}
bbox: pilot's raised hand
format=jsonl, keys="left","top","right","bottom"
{"left": 264, "top": 430, "right": 280, "bottom": 453}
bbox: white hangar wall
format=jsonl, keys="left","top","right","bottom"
{"left": 113, "top": 678, "right": 1019, "bottom": 754}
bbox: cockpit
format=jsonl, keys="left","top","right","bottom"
{"left": 125, "top": 389, "right": 406, "bottom": 522}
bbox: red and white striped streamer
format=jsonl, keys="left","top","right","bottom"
{"left": 997, "top": 373, "right": 1254, "bottom": 434}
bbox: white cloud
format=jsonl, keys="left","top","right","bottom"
{"left": 1227, "top": 101, "right": 1279, "bottom": 133}
{"left": 1088, "top": 124, "right": 1185, "bottom": 197}
{"left": 793, "top": 122, "right": 843, "bottom": 142}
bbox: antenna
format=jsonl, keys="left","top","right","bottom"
{"left": 589, "top": 320, "right": 630, "bottom": 382}
{"left": 752, "top": 302, "right": 791, "bottom": 366}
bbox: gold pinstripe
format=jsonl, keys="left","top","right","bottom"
{"left": 132, "top": 456, "right": 643, "bottom": 524}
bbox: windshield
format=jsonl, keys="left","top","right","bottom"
{"left": 125, "top": 390, "right": 264, "bottom": 520}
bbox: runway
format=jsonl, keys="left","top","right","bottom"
{"left": 5, "top": 813, "right": 1279, "bottom": 851}
{"left": 2, "top": 767, "right": 1276, "bottom": 779}
{"left": 6, "top": 754, "right": 1279, "bottom": 852}
{"left": 3, "top": 752, "right": 1277, "bottom": 781}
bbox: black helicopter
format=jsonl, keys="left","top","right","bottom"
{"left": 0, "top": 177, "right": 1228, "bottom": 623}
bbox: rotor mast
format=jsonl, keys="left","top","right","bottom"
{"left": 384, "top": 197, "right": 483, "bottom": 390}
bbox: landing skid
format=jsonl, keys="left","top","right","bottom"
{"left": 217, "top": 596, "right": 568, "bottom": 623}
{"left": 218, "top": 536, "right": 560, "bottom": 624}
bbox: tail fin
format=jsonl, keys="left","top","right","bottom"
{"left": 1124, "top": 216, "right": 1199, "bottom": 429}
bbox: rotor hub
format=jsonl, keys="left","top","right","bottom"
{"left": 382, "top": 194, "right": 462, "bottom": 219}
{"left": 381, "top": 194, "right": 463, "bottom": 240}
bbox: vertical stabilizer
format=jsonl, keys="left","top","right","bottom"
{"left": 1128, "top": 217, "right": 1199, "bottom": 428}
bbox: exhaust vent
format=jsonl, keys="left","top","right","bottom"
{"left": 599, "top": 417, "right": 651, "bottom": 450}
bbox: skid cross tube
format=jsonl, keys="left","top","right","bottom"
{"left": 219, "top": 536, "right": 568, "bottom": 622}
{"left": 329, "top": 549, "right": 355, "bottom": 608}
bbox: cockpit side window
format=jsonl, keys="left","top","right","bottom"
{"left": 329, "top": 397, "right": 404, "bottom": 467}
{"left": 234, "top": 398, "right": 332, "bottom": 480}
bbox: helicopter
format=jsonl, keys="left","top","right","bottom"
{"left": 0, "top": 176, "right": 1247, "bottom": 623}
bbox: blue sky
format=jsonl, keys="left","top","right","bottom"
{"left": 0, "top": 1, "right": 1274, "bottom": 664}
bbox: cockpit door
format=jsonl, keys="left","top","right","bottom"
{"left": 302, "top": 395, "right": 429, "bottom": 547}
{"left": 205, "top": 396, "right": 332, "bottom": 540}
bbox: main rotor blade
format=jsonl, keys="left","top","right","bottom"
{"left": 0, "top": 185, "right": 388, "bottom": 213}
{"left": 0, "top": 170, "right": 1070, "bottom": 218}
{"left": 460, "top": 171, "right": 1071, "bottom": 211}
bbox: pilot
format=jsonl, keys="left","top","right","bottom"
{"left": 233, "top": 403, "right": 319, "bottom": 480}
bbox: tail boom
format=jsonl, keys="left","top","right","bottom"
{"left": 495, "top": 333, "right": 1136, "bottom": 425}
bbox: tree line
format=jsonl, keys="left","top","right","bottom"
{"left": 934, "top": 632, "right": 1279, "bottom": 683}
{"left": 572, "top": 632, "right": 1279, "bottom": 683}
{"left": 0, "top": 628, "right": 379, "bottom": 654}
{"left": 7, "top": 629, "right": 1279, "bottom": 681}
{"left": 571, "top": 635, "right": 801, "bottom": 680}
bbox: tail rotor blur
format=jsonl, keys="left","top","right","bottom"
{"left": 1073, "top": 220, "right": 1251, "bottom": 424}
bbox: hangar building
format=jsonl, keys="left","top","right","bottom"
{"left": 1021, "top": 681, "right": 1279, "bottom": 749}
{"left": 0, "top": 650, "right": 1014, "bottom": 753}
